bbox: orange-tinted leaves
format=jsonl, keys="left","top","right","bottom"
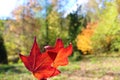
{"left": 19, "top": 37, "right": 73, "bottom": 80}
{"left": 19, "top": 37, "right": 60, "bottom": 80}
{"left": 19, "top": 37, "right": 42, "bottom": 71}
{"left": 44, "top": 38, "right": 64, "bottom": 53}
{"left": 53, "top": 44, "right": 73, "bottom": 67}
{"left": 33, "top": 66, "right": 60, "bottom": 79}
{"left": 44, "top": 39, "right": 64, "bottom": 62}
{"left": 45, "top": 39, "right": 73, "bottom": 67}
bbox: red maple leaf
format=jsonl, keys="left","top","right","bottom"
{"left": 19, "top": 37, "right": 60, "bottom": 80}
{"left": 44, "top": 39, "right": 73, "bottom": 67}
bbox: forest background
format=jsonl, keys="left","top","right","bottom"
{"left": 1, "top": 0, "right": 120, "bottom": 79}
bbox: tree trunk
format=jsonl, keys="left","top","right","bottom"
{"left": 0, "top": 35, "right": 8, "bottom": 64}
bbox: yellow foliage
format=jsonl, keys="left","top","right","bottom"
{"left": 76, "top": 22, "right": 98, "bottom": 54}
{"left": 76, "top": 35, "right": 92, "bottom": 54}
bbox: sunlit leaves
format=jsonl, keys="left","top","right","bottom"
{"left": 19, "top": 37, "right": 60, "bottom": 80}
{"left": 19, "top": 37, "right": 73, "bottom": 80}
{"left": 92, "top": 1, "right": 120, "bottom": 53}
{"left": 45, "top": 39, "right": 73, "bottom": 67}
{"left": 76, "top": 22, "right": 97, "bottom": 54}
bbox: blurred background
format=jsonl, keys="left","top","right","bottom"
{"left": 0, "top": 0, "right": 120, "bottom": 63}
{"left": 1, "top": 0, "right": 120, "bottom": 79}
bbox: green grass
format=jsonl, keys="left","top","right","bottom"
{"left": 0, "top": 63, "right": 35, "bottom": 80}
{"left": 1, "top": 53, "right": 120, "bottom": 80}
{"left": 0, "top": 61, "right": 80, "bottom": 80}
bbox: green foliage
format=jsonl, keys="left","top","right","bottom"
{"left": 92, "top": 1, "right": 120, "bottom": 53}
{"left": 67, "top": 8, "right": 89, "bottom": 55}
{"left": 111, "top": 31, "right": 120, "bottom": 52}
{"left": 0, "top": 20, "right": 5, "bottom": 35}
{"left": 47, "top": 10, "right": 62, "bottom": 45}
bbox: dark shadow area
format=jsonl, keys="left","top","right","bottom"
{"left": 0, "top": 35, "right": 8, "bottom": 64}
{"left": 0, "top": 64, "right": 23, "bottom": 73}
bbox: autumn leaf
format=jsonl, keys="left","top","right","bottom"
{"left": 53, "top": 43, "right": 73, "bottom": 67}
{"left": 44, "top": 39, "right": 73, "bottom": 67}
{"left": 44, "top": 38, "right": 64, "bottom": 52}
{"left": 19, "top": 37, "right": 60, "bottom": 80}
{"left": 44, "top": 39, "right": 64, "bottom": 61}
